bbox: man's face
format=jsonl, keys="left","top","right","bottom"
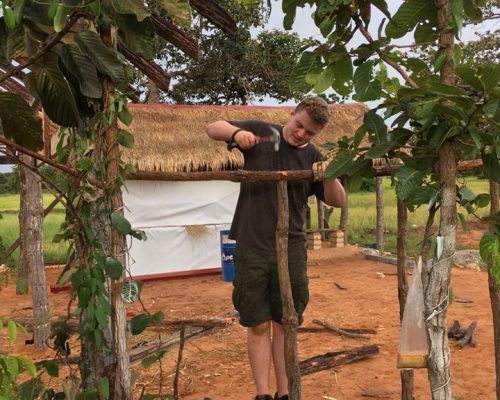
{"left": 283, "top": 110, "right": 323, "bottom": 148}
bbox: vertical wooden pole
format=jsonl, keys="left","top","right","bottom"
{"left": 397, "top": 198, "right": 414, "bottom": 399}
{"left": 317, "top": 198, "right": 325, "bottom": 240}
{"left": 375, "top": 176, "right": 384, "bottom": 253}
{"left": 340, "top": 176, "right": 349, "bottom": 245}
{"left": 276, "top": 180, "right": 300, "bottom": 400}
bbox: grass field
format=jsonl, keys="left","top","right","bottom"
{"left": 0, "top": 176, "right": 491, "bottom": 264}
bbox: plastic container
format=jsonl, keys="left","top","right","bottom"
{"left": 220, "top": 230, "right": 236, "bottom": 282}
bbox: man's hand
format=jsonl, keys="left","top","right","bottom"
{"left": 312, "top": 160, "right": 330, "bottom": 181}
{"left": 234, "top": 130, "right": 260, "bottom": 150}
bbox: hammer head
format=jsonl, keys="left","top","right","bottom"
{"left": 260, "top": 126, "right": 281, "bottom": 152}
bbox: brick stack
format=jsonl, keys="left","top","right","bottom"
{"left": 329, "top": 230, "right": 345, "bottom": 248}
{"left": 306, "top": 232, "right": 322, "bottom": 250}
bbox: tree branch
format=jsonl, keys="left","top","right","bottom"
{"left": 0, "top": 11, "right": 85, "bottom": 86}
{"left": 0, "top": 135, "right": 105, "bottom": 189}
{"left": 351, "top": 12, "right": 419, "bottom": 89}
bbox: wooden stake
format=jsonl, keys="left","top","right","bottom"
{"left": 276, "top": 180, "right": 301, "bottom": 400}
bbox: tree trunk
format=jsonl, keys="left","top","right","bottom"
{"left": 276, "top": 181, "right": 301, "bottom": 399}
{"left": 424, "top": 140, "right": 455, "bottom": 400}
{"left": 375, "top": 176, "right": 384, "bottom": 253}
{"left": 423, "top": 2, "right": 456, "bottom": 398}
{"left": 17, "top": 159, "right": 29, "bottom": 294}
{"left": 396, "top": 198, "right": 413, "bottom": 400}
{"left": 488, "top": 180, "right": 500, "bottom": 399}
{"left": 339, "top": 176, "right": 348, "bottom": 244}
{"left": 18, "top": 154, "right": 49, "bottom": 348}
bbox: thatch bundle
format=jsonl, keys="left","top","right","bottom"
{"left": 122, "top": 103, "right": 368, "bottom": 173}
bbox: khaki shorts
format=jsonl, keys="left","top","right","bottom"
{"left": 232, "top": 243, "right": 309, "bottom": 327}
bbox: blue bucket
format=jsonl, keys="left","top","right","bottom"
{"left": 220, "top": 230, "right": 236, "bottom": 282}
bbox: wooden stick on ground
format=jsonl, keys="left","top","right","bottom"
{"left": 313, "top": 319, "right": 370, "bottom": 340}
{"left": 173, "top": 326, "right": 185, "bottom": 399}
{"left": 299, "top": 344, "right": 379, "bottom": 375}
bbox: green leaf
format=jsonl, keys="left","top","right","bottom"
{"left": 17, "top": 356, "right": 36, "bottom": 376}
{"left": 60, "top": 44, "right": 103, "bottom": 99}
{"left": 105, "top": 257, "right": 123, "bottom": 280}
{"left": 456, "top": 65, "right": 485, "bottom": 92}
{"left": 112, "top": 0, "right": 150, "bottom": 21}
{"left": 41, "top": 360, "right": 59, "bottom": 377}
{"left": 364, "top": 110, "right": 387, "bottom": 143}
{"left": 385, "top": 0, "right": 435, "bottom": 38}
{"left": 365, "top": 141, "right": 395, "bottom": 159}
{"left": 94, "top": 306, "right": 108, "bottom": 328}
{"left": 475, "top": 193, "right": 490, "bottom": 209}
{"left": 325, "top": 150, "right": 354, "bottom": 178}
{"left": 406, "top": 57, "right": 429, "bottom": 74}
{"left": 17, "top": 377, "right": 44, "bottom": 399}
{"left": 48, "top": 0, "right": 58, "bottom": 19}
{"left": 330, "top": 49, "right": 353, "bottom": 96}
{"left": 414, "top": 20, "right": 438, "bottom": 44}
{"left": 0, "top": 92, "right": 43, "bottom": 150}
{"left": 142, "top": 350, "right": 166, "bottom": 368}
{"left": 459, "top": 186, "right": 476, "bottom": 202}
{"left": 433, "top": 52, "right": 447, "bottom": 73}
{"left": 78, "top": 286, "right": 91, "bottom": 307}
{"left": 394, "top": 166, "right": 426, "bottom": 201}
{"left": 7, "top": 319, "right": 17, "bottom": 345}
{"left": 479, "top": 64, "right": 500, "bottom": 93}
{"left": 158, "top": 0, "right": 192, "bottom": 28}
{"left": 313, "top": 64, "right": 334, "bottom": 94}
{"left": 75, "top": 30, "right": 126, "bottom": 88}
{"left": 352, "top": 124, "right": 367, "bottom": 149}
{"left": 289, "top": 51, "right": 319, "bottom": 91}
{"left": 408, "top": 98, "right": 439, "bottom": 120}
{"left": 463, "top": 0, "right": 482, "bottom": 22}
{"left": 53, "top": 4, "right": 68, "bottom": 32}
{"left": 353, "top": 61, "right": 382, "bottom": 101}
{"left": 111, "top": 212, "right": 132, "bottom": 235}
{"left": 118, "top": 129, "right": 135, "bottom": 148}
{"left": 118, "top": 106, "right": 133, "bottom": 126}
{"left": 468, "top": 126, "right": 482, "bottom": 149}
{"left": 24, "top": 64, "right": 79, "bottom": 127}
{"left": 432, "top": 103, "right": 465, "bottom": 120}
{"left": 482, "top": 152, "right": 500, "bottom": 183}
{"left": 479, "top": 231, "right": 499, "bottom": 263}
{"left": 451, "top": 0, "right": 464, "bottom": 37}
{"left": 152, "top": 311, "right": 165, "bottom": 324}
{"left": 89, "top": 0, "right": 101, "bottom": 17}
{"left": 117, "top": 14, "right": 155, "bottom": 60}
{"left": 3, "top": 5, "right": 16, "bottom": 30}
{"left": 128, "top": 313, "right": 150, "bottom": 335}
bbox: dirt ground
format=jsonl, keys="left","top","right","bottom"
{"left": 0, "top": 236, "right": 495, "bottom": 399}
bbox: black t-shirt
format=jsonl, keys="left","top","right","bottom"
{"left": 228, "top": 119, "right": 325, "bottom": 252}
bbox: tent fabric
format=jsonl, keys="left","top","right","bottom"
{"left": 123, "top": 180, "right": 239, "bottom": 226}
{"left": 123, "top": 180, "right": 239, "bottom": 278}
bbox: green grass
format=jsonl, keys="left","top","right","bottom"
{"left": 312, "top": 176, "right": 490, "bottom": 255}
{"left": 0, "top": 193, "right": 67, "bottom": 264}
{"left": 0, "top": 176, "right": 491, "bottom": 265}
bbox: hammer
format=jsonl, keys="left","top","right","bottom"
{"left": 227, "top": 126, "right": 281, "bottom": 152}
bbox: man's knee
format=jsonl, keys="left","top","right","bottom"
{"left": 250, "top": 321, "right": 271, "bottom": 337}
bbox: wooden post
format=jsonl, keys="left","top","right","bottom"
{"left": 276, "top": 180, "right": 300, "bottom": 400}
{"left": 397, "top": 198, "right": 414, "bottom": 399}
{"left": 340, "top": 176, "right": 348, "bottom": 245}
{"left": 317, "top": 198, "right": 325, "bottom": 240}
{"left": 375, "top": 176, "right": 384, "bottom": 253}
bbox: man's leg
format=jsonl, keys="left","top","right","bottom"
{"left": 271, "top": 321, "right": 288, "bottom": 397}
{"left": 248, "top": 321, "right": 272, "bottom": 395}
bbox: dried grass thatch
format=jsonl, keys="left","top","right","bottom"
{"left": 122, "top": 103, "right": 368, "bottom": 173}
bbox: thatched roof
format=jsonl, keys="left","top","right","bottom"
{"left": 122, "top": 103, "right": 368, "bottom": 173}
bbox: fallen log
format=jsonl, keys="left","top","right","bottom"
{"left": 298, "top": 326, "right": 377, "bottom": 335}
{"left": 313, "top": 319, "right": 371, "bottom": 339}
{"left": 299, "top": 344, "right": 379, "bottom": 375}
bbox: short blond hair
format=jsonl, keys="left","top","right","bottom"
{"left": 295, "top": 96, "right": 330, "bottom": 127}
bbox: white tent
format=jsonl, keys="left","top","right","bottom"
{"left": 124, "top": 180, "right": 238, "bottom": 279}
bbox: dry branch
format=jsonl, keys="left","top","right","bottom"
{"left": 299, "top": 345, "right": 379, "bottom": 375}
{"left": 298, "top": 326, "right": 377, "bottom": 335}
{"left": 313, "top": 319, "right": 371, "bottom": 339}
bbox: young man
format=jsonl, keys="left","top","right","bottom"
{"left": 206, "top": 97, "right": 346, "bottom": 400}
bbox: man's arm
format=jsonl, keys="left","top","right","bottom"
{"left": 312, "top": 161, "right": 346, "bottom": 208}
{"left": 206, "top": 120, "right": 259, "bottom": 150}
